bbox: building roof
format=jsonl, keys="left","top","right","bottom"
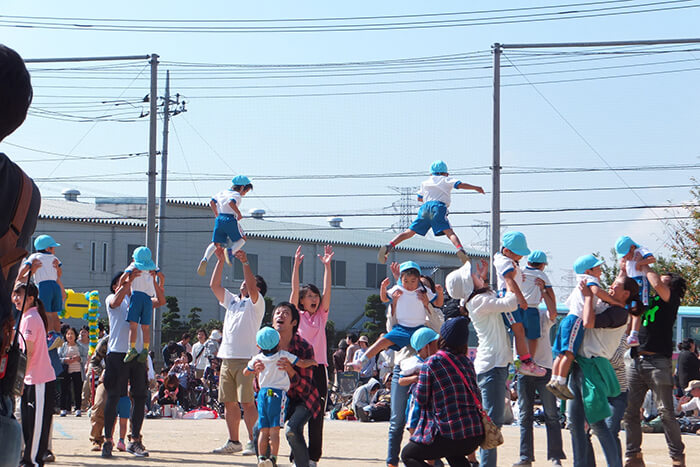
{"left": 39, "top": 199, "right": 147, "bottom": 227}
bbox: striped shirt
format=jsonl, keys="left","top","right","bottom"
{"left": 609, "top": 334, "right": 630, "bottom": 392}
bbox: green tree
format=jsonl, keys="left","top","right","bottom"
{"left": 203, "top": 319, "right": 223, "bottom": 335}
{"left": 161, "top": 296, "right": 186, "bottom": 343}
{"left": 363, "top": 294, "right": 386, "bottom": 342}
{"left": 187, "top": 306, "right": 203, "bottom": 333}
{"left": 596, "top": 249, "right": 620, "bottom": 288}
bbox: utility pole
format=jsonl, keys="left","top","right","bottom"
{"left": 146, "top": 53, "right": 159, "bottom": 253}
{"left": 490, "top": 43, "right": 501, "bottom": 287}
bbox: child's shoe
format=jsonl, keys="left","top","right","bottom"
{"left": 456, "top": 248, "right": 469, "bottom": 264}
{"left": 196, "top": 259, "right": 208, "bottom": 277}
{"left": 546, "top": 381, "right": 563, "bottom": 399}
{"left": 224, "top": 248, "right": 235, "bottom": 266}
{"left": 47, "top": 331, "right": 63, "bottom": 351}
{"left": 117, "top": 439, "right": 126, "bottom": 452}
{"left": 378, "top": 244, "right": 393, "bottom": 264}
{"left": 519, "top": 360, "right": 546, "bottom": 377}
{"left": 137, "top": 348, "right": 149, "bottom": 363}
{"left": 258, "top": 457, "right": 273, "bottom": 467}
{"left": 124, "top": 348, "right": 139, "bottom": 363}
{"left": 627, "top": 334, "right": 640, "bottom": 347}
{"left": 552, "top": 381, "right": 574, "bottom": 400}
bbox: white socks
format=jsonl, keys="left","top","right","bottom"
{"left": 202, "top": 243, "right": 217, "bottom": 262}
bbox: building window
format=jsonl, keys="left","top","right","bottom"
{"left": 90, "top": 241, "right": 97, "bottom": 272}
{"left": 127, "top": 244, "right": 139, "bottom": 265}
{"left": 102, "top": 242, "right": 108, "bottom": 273}
{"left": 366, "top": 263, "right": 386, "bottom": 289}
{"left": 331, "top": 260, "right": 346, "bottom": 287}
{"left": 280, "top": 256, "right": 302, "bottom": 284}
{"left": 233, "top": 253, "right": 258, "bottom": 280}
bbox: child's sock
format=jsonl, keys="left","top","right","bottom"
{"left": 202, "top": 243, "right": 217, "bottom": 262}
{"left": 130, "top": 343, "right": 136, "bottom": 350}
{"left": 629, "top": 330, "right": 638, "bottom": 339}
{"left": 556, "top": 375, "right": 567, "bottom": 385}
{"left": 455, "top": 243, "right": 463, "bottom": 249}
{"left": 144, "top": 343, "right": 150, "bottom": 350}
{"left": 520, "top": 353, "right": 532, "bottom": 363}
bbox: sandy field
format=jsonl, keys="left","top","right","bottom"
{"left": 45, "top": 415, "right": 700, "bottom": 466}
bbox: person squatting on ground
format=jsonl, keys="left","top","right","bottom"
{"left": 379, "top": 160, "right": 484, "bottom": 265}
{"left": 245, "top": 327, "right": 317, "bottom": 466}
{"left": 290, "top": 244, "right": 334, "bottom": 465}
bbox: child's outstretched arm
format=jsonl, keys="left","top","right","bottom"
{"left": 319, "top": 245, "right": 334, "bottom": 312}
{"left": 289, "top": 245, "right": 303, "bottom": 305}
{"left": 590, "top": 284, "right": 626, "bottom": 308}
{"left": 209, "top": 199, "right": 218, "bottom": 217}
{"left": 380, "top": 278, "right": 391, "bottom": 303}
{"left": 456, "top": 182, "right": 485, "bottom": 194}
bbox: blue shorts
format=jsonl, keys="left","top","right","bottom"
{"left": 212, "top": 214, "right": 244, "bottom": 245}
{"left": 405, "top": 393, "right": 420, "bottom": 430}
{"left": 38, "top": 280, "right": 63, "bottom": 313}
{"left": 117, "top": 396, "right": 131, "bottom": 418}
{"left": 409, "top": 201, "right": 451, "bottom": 237}
{"left": 631, "top": 275, "right": 650, "bottom": 307}
{"left": 384, "top": 324, "right": 424, "bottom": 351}
{"left": 522, "top": 307, "right": 541, "bottom": 340}
{"left": 552, "top": 314, "right": 584, "bottom": 357}
{"left": 257, "top": 388, "right": 287, "bottom": 429}
{"left": 501, "top": 306, "right": 525, "bottom": 329}
{"left": 126, "top": 291, "right": 153, "bottom": 325}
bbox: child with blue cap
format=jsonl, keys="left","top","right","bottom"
{"left": 520, "top": 250, "right": 557, "bottom": 357}
{"left": 244, "top": 327, "right": 316, "bottom": 467}
{"left": 123, "top": 246, "right": 163, "bottom": 363}
{"left": 197, "top": 175, "right": 253, "bottom": 276}
{"left": 353, "top": 261, "right": 443, "bottom": 371}
{"left": 398, "top": 327, "right": 439, "bottom": 434}
{"left": 493, "top": 231, "right": 546, "bottom": 377}
{"left": 378, "top": 160, "right": 484, "bottom": 265}
{"left": 547, "top": 254, "right": 625, "bottom": 399}
{"left": 18, "top": 234, "right": 65, "bottom": 347}
{"left": 615, "top": 235, "right": 656, "bottom": 347}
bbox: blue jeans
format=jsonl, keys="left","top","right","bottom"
{"left": 477, "top": 366, "right": 508, "bottom": 467}
{"left": 606, "top": 390, "right": 628, "bottom": 460}
{"left": 0, "top": 395, "right": 21, "bottom": 467}
{"left": 387, "top": 364, "right": 410, "bottom": 466}
{"left": 569, "top": 364, "right": 622, "bottom": 467}
{"left": 516, "top": 369, "right": 565, "bottom": 463}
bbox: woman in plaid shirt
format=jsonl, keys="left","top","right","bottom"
{"left": 401, "top": 317, "right": 484, "bottom": 466}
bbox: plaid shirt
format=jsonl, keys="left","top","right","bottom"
{"left": 411, "top": 351, "right": 484, "bottom": 444}
{"left": 285, "top": 333, "right": 321, "bottom": 419}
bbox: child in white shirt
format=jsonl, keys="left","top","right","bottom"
{"left": 615, "top": 235, "right": 656, "bottom": 347}
{"left": 520, "top": 250, "right": 557, "bottom": 358}
{"left": 197, "top": 175, "right": 253, "bottom": 276}
{"left": 244, "top": 327, "right": 316, "bottom": 467}
{"left": 398, "top": 327, "right": 439, "bottom": 433}
{"left": 379, "top": 160, "right": 483, "bottom": 265}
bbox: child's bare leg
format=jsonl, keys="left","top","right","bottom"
{"left": 627, "top": 315, "right": 641, "bottom": 345}
{"left": 511, "top": 322, "right": 529, "bottom": 358}
{"left": 141, "top": 324, "right": 150, "bottom": 348}
{"left": 442, "top": 228, "right": 464, "bottom": 250}
{"left": 258, "top": 428, "right": 270, "bottom": 458}
{"left": 551, "top": 356, "right": 561, "bottom": 378}
{"left": 269, "top": 427, "right": 280, "bottom": 458}
{"left": 388, "top": 229, "right": 416, "bottom": 248}
{"left": 528, "top": 338, "right": 538, "bottom": 357}
{"left": 119, "top": 416, "right": 127, "bottom": 440}
{"left": 47, "top": 312, "right": 61, "bottom": 334}
{"left": 128, "top": 321, "right": 138, "bottom": 346}
{"left": 559, "top": 351, "right": 574, "bottom": 379}
{"left": 356, "top": 337, "right": 393, "bottom": 368}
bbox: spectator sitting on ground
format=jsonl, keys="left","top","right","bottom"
{"left": 162, "top": 340, "right": 185, "bottom": 369}
{"left": 154, "top": 374, "right": 188, "bottom": 411}
{"left": 352, "top": 378, "right": 381, "bottom": 422}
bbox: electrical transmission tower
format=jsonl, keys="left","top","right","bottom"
{"left": 387, "top": 186, "right": 419, "bottom": 232}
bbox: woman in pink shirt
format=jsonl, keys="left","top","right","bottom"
{"left": 13, "top": 282, "right": 56, "bottom": 467}
{"left": 290, "top": 244, "right": 334, "bottom": 466}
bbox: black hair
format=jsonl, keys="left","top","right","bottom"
{"left": 110, "top": 272, "right": 123, "bottom": 294}
{"left": 197, "top": 328, "right": 206, "bottom": 336}
{"left": 81, "top": 325, "right": 89, "bottom": 332}
{"left": 13, "top": 282, "right": 48, "bottom": 331}
{"left": 678, "top": 338, "right": 696, "bottom": 352}
{"left": 60, "top": 323, "right": 70, "bottom": 336}
{"left": 181, "top": 333, "right": 190, "bottom": 341}
{"left": 98, "top": 322, "right": 105, "bottom": 333}
{"left": 420, "top": 275, "right": 437, "bottom": 293}
{"left": 262, "top": 344, "right": 279, "bottom": 356}
{"left": 400, "top": 268, "right": 420, "bottom": 280}
{"left": 233, "top": 183, "right": 253, "bottom": 192}
{"left": 65, "top": 327, "right": 78, "bottom": 341}
{"left": 0, "top": 44, "right": 32, "bottom": 141}
{"left": 660, "top": 272, "right": 687, "bottom": 299}
{"left": 298, "top": 283, "right": 322, "bottom": 311}
{"left": 275, "top": 301, "right": 300, "bottom": 333}
{"left": 622, "top": 277, "right": 644, "bottom": 316}
{"left": 185, "top": 353, "right": 193, "bottom": 364}
{"left": 255, "top": 274, "right": 268, "bottom": 297}
{"left": 346, "top": 333, "right": 358, "bottom": 343}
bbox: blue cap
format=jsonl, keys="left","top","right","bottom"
{"left": 615, "top": 236, "right": 639, "bottom": 258}
{"left": 528, "top": 250, "right": 548, "bottom": 264}
{"left": 410, "top": 327, "right": 439, "bottom": 352}
{"left": 502, "top": 231, "right": 530, "bottom": 256}
{"left": 256, "top": 327, "right": 280, "bottom": 350}
{"left": 440, "top": 316, "right": 470, "bottom": 348}
{"left": 232, "top": 175, "right": 251, "bottom": 186}
{"left": 34, "top": 235, "right": 60, "bottom": 251}
{"left": 399, "top": 261, "right": 421, "bottom": 275}
{"left": 132, "top": 246, "right": 156, "bottom": 271}
{"left": 573, "top": 254, "right": 604, "bottom": 274}
{"left": 430, "top": 160, "right": 448, "bottom": 175}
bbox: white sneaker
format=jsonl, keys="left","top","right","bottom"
{"left": 257, "top": 459, "right": 273, "bottom": 467}
{"left": 213, "top": 440, "right": 242, "bottom": 454}
{"left": 241, "top": 440, "right": 256, "bottom": 456}
{"left": 75, "top": 409, "right": 81, "bottom": 417}
{"left": 196, "top": 259, "right": 207, "bottom": 276}
{"left": 60, "top": 410, "right": 67, "bottom": 417}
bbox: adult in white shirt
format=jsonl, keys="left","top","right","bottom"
{"left": 209, "top": 247, "right": 267, "bottom": 456}
{"left": 191, "top": 329, "right": 209, "bottom": 379}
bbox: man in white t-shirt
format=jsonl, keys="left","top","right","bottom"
{"left": 209, "top": 247, "right": 267, "bottom": 456}
{"left": 191, "top": 329, "right": 209, "bottom": 379}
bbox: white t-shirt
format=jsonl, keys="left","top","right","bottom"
{"left": 493, "top": 253, "right": 523, "bottom": 296}
{"left": 417, "top": 175, "right": 461, "bottom": 207}
{"left": 681, "top": 397, "right": 700, "bottom": 413}
{"left": 565, "top": 274, "right": 601, "bottom": 319}
{"left": 469, "top": 291, "right": 518, "bottom": 375}
{"left": 125, "top": 263, "right": 156, "bottom": 296}
{"left": 217, "top": 289, "right": 265, "bottom": 359}
{"left": 399, "top": 355, "right": 424, "bottom": 377}
{"left": 521, "top": 267, "right": 552, "bottom": 307}
{"left": 531, "top": 308, "right": 556, "bottom": 369}
{"left": 25, "top": 252, "right": 60, "bottom": 283}
{"left": 106, "top": 294, "right": 143, "bottom": 353}
{"left": 247, "top": 350, "right": 298, "bottom": 391}
{"left": 579, "top": 325, "right": 626, "bottom": 360}
{"left": 191, "top": 341, "right": 208, "bottom": 370}
{"left": 212, "top": 189, "right": 241, "bottom": 216}
{"left": 627, "top": 246, "right": 653, "bottom": 278}
{"left": 388, "top": 285, "right": 436, "bottom": 328}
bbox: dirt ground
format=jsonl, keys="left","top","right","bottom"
{"left": 47, "top": 415, "right": 700, "bottom": 466}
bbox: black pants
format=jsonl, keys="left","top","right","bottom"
{"left": 21, "top": 380, "right": 56, "bottom": 467}
{"left": 103, "top": 352, "right": 147, "bottom": 440}
{"left": 60, "top": 372, "right": 82, "bottom": 411}
{"left": 401, "top": 433, "right": 483, "bottom": 467}
{"left": 308, "top": 365, "right": 327, "bottom": 462}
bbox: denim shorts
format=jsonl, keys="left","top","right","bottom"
{"left": 409, "top": 201, "right": 451, "bottom": 237}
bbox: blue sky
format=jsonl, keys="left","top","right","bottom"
{"left": 2, "top": 0, "right": 699, "bottom": 294}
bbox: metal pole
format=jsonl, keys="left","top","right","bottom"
{"left": 490, "top": 43, "right": 501, "bottom": 288}
{"left": 154, "top": 70, "right": 170, "bottom": 363}
{"left": 146, "top": 54, "right": 159, "bottom": 252}
{"left": 501, "top": 37, "right": 700, "bottom": 49}
{"left": 25, "top": 54, "right": 150, "bottom": 63}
